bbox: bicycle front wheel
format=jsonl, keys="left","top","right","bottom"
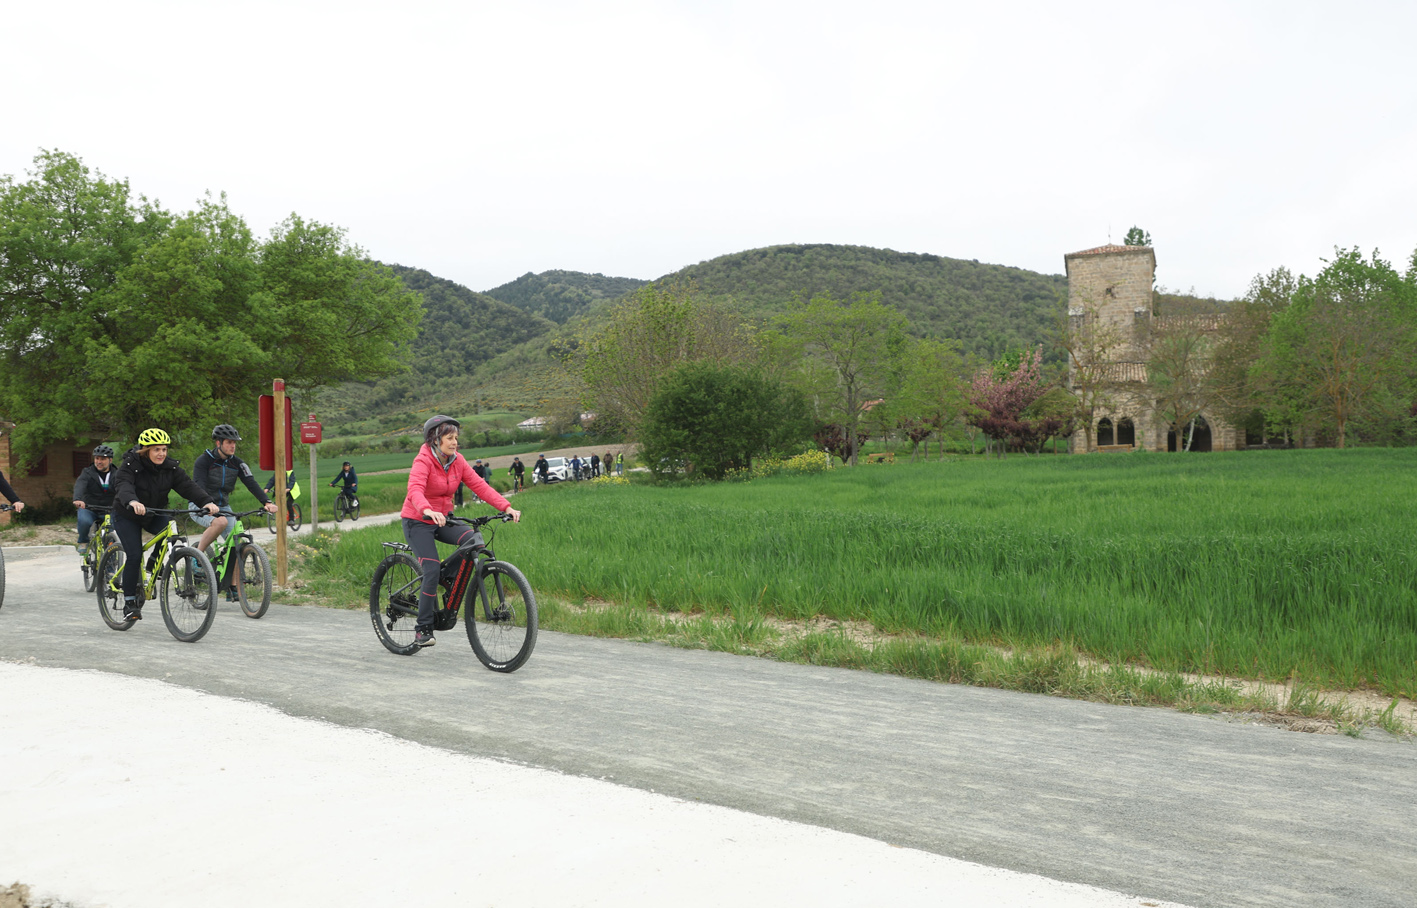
{"left": 0, "top": 547, "right": 6, "bottom": 609}
{"left": 266, "top": 512, "right": 277, "bottom": 535}
{"left": 465, "top": 561, "right": 537, "bottom": 672}
{"left": 236, "top": 542, "right": 273, "bottom": 619}
{"left": 333, "top": 497, "right": 345, "bottom": 523}
{"left": 96, "top": 543, "right": 132, "bottom": 631}
{"left": 160, "top": 546, "right": 218, "bottom": 642}
{"left": 370, "top": 553, "right": 422, "bottom": 655}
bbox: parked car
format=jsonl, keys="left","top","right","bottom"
{"left": 533, "top": 456, "right": 571, "bottom": 484}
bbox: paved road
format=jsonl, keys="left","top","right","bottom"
{"left": 2, "top": 545, "right": 1414, "bottom": 908}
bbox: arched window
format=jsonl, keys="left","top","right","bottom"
{"left": 1116, "top": 418, "right": 1136, "bottom": 446}
{"left": 1096, "top": 418, "right": 1114, "bottom": 446}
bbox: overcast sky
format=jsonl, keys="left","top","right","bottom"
{"left": 5, "top": 1, "right": 1415, "bottom": 300}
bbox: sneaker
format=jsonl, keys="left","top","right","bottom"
{"left": 414, "top": 630, "right": 436, "bottom": 648}
{"left": 226, "top": 589, "right": 240, "bottom": 602}
{"left": 75, "top": 543, "right": 87, "bottom": 554}
{"left": 123, "top": 602, "right": 143, "bottom": 621}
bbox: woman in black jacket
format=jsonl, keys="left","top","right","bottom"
{"left": 111, "top": 428, "right": 218, "bottom": 621}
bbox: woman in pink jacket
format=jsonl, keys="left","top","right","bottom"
{"left": 402, "top": 415, "right": 522, "bottom": 647}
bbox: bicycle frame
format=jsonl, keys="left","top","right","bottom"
{"left": 208, "top": 510, "right": 256, "bottom": 577}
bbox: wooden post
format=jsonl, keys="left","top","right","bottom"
{"left": 273, "top": 379, "right": 288, "bottom": 587}
{"left": 308, "top": 413, "right": 319, "bottom": 534}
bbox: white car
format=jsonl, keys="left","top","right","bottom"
{"left": 533, "top": 456, "right": 571, "bottom": 484}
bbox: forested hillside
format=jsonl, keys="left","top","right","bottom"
{"left": 484, "top": 270, "right": 647, "bottom": 324}
{"left": 665, "top": 244, "right": 1069, "bottom": 359}
{"left": 317, "top": 265, "right": 558, "bottom": 419}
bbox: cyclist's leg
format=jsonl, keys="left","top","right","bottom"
{"left": 77, "top": 507, "right": 97, "bottom": 546}
{"left": 111, "top": 512, "right": 162, "bottom": 616}
{"left": 189, "top": 503, "right": 227, "bottom": 553}
{"left": 403, "top": 519, "right": 443, "bottom": 636}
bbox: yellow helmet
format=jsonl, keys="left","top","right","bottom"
{"left": 137, "top": 428, "right": 171, "bottom": 446}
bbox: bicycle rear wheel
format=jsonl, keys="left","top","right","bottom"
{"left": 465, "top": 561, "right": 537, "bottom": 672}
{"left": 288, "top": 503, "right": 303, "bottom": 532}
{"left": 96, "top": 543, "right": 133, "bottom": 631}
{"left": 350, "top": 498, "right": 360, "bottom": 520}
{"left": 370, "top": 552, "right": 422, "bottom": 655}
{"left": 236, "top": 542, "right": 273, "bottom": 619}
{"left": 0, "top": 547, "right": 6, "bottom": 610}
{"left": 160, "top": 546, "right": 218, "bottom": 642}
{"left": 81, "top": 537, "right": 101, "bottom": 592}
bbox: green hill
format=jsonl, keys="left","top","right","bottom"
{"left": 316, "top": 265, "right": 559, "bottom": 422}
{"left": 663, "top": 244, "right": 1069, "bottom": 360}
{"left": 484, "top": 269, "right": 648, "bottom": 324}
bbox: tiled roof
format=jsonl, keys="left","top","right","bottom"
{"left": 1066, "top": 244, "right": 1152, "bottom": 257}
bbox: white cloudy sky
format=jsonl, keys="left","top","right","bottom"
{"left": 4, "top": 0, "right": 1414, "bottom": 299}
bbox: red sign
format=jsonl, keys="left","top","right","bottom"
{"left": 258, "top": 395, "right": 294, "bottom": 471}
{"left": 300, "top": 421, "right": 322, "bottom": 444}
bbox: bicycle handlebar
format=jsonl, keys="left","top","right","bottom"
{"left": 447, "top": 513, "right": 514, "bottom": 528}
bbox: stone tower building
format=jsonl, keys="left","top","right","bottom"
{"left": 1063, "top": 244, "right": 1238, "bottom": 453}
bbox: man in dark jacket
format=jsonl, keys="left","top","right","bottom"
{"left": 112, "top": 428, "right": 218, "bottom": 621}
{"left": 190, "top": 424, "right": 277, "bottom": 556}
{"left": 73, "top": 444, "right": 117, "bottom": 553}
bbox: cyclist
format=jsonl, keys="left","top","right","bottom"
{"left": 112, "top": 428, "right": 219, "bottom": 621}
{"left": 0, "top": 469, "right": 24, "bottom": 516}
{"left": 264, "top": 469, "right": 298, "bottom": 513}
{"left": 191, "top": 425, "right": 278, "bottom": 596}
{"left": 329, "top": 462, "right": 359, "bottom": 507}
{"left": 402, "top": 415, "right": 521, "bottom": 648}
{"left": 510, "top": 457, "right": 525, "bottom": 492}
{"left": 73, "top": 444, "right": 117, "bottom": 553}
{"left": 535, "top": 454, "right": 549, "bottom": 484}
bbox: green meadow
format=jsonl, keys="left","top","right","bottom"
{"left": 305, "top": 449, "right": 1417, "bottom": 699}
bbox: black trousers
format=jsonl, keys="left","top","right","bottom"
{"left": 110, "top": 510, "right": 168, "bottom": 601}
{"left": 402, "top": 517, "right": 478, "bottom": 631}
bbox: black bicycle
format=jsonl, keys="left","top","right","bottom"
{"left": 369, "top": 514, "right": 537, "bottom": 671}
{"left": 333, "top": 488, "right": 360, "bottom": 523}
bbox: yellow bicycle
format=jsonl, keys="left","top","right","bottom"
{"left": 79, "top": 507, "right": 118, "bottom": 592}
{"left": 96, "top": 508, "right": 219, "bottom": 642}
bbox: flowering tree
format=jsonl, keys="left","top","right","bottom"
{"left": 967, "top": 347, "right": 1070, "bottom": 454}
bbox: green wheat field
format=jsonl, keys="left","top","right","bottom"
{"left": 309, "top": 449, "right": 1417, "bottom": 699}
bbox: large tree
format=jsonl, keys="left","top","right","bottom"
{"left": 578, "top": 281, "right": 757, "bottom": 438}
{"left": 770, "top": 291, "right": 908, "bottom": 466}
{"left": 1145, "top": 309, "right": 1215, "bottom": 452}
{"left": 1255, "top": 248, "right": 1415, "bottom": 448}
{"left": 0, "top": 150, "right": 422, "bottom": 464}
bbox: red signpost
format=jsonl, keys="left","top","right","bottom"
{"left": 258, "top": 395, "right": 294, "bottom": 472}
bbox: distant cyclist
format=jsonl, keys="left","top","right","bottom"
{"left": 73, "top": 444, "right": 117, "bottom": 553}
{"left": 510, "top": 457, "right": 526, "bottom": 492}
{"left": 264, "top": 469, "right": 298, "bottom": 513}
{"left": 402, "top": 415, "right": 521, "bottom": 648}
{"left": 330, "top": 462, "right": 359, "bottom": 505}
{"left": 191, "top": 425, "right": 278, "bottom": 553}
{"left": 112, "top": 429, "right": 219, "bottom": 621}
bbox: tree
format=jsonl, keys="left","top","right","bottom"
{"left": 1053, "top": 297, "right": 1127, "bottom": 451}
{"left": 1256, "top": 248, "right": 1415, "bottom": 448}
{"left": 771, "top": 291, "right": 908, "bottom": 466}
{"left": 578, "top": 281, "right": 757, "bottom": 438}
{"left": 891, "top": 338, "right": 967, "bottom": 460}
{"left": 1124, "top": 226, "right": 1152, "bottom": 247}
{"left": 967, "top": 347, "right": 1065, "bottom": 455}
{"left": 0, "top": 150, "right": 423, "bottom": 465}
{"left": 1208, "top": 267, "right": 1295, "bottom": 441}
{"left": 639, "top": 362, "right": 812, "bottom": 480}
{"left": 1145, "top": 310, "right": 1215, "bottom": 452}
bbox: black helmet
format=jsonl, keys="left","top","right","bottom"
{"left": 422, "top": 414, "right": 460, "bottom": 445}
{"left": 93, "top": 444, "right": 115, "bottom": 458}
{"left": 212, "top": 424, "right": 242, "bottom": 441}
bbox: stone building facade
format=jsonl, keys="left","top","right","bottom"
{"left": 1063, "top": 244, "right": 1240, "bottom": 453}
